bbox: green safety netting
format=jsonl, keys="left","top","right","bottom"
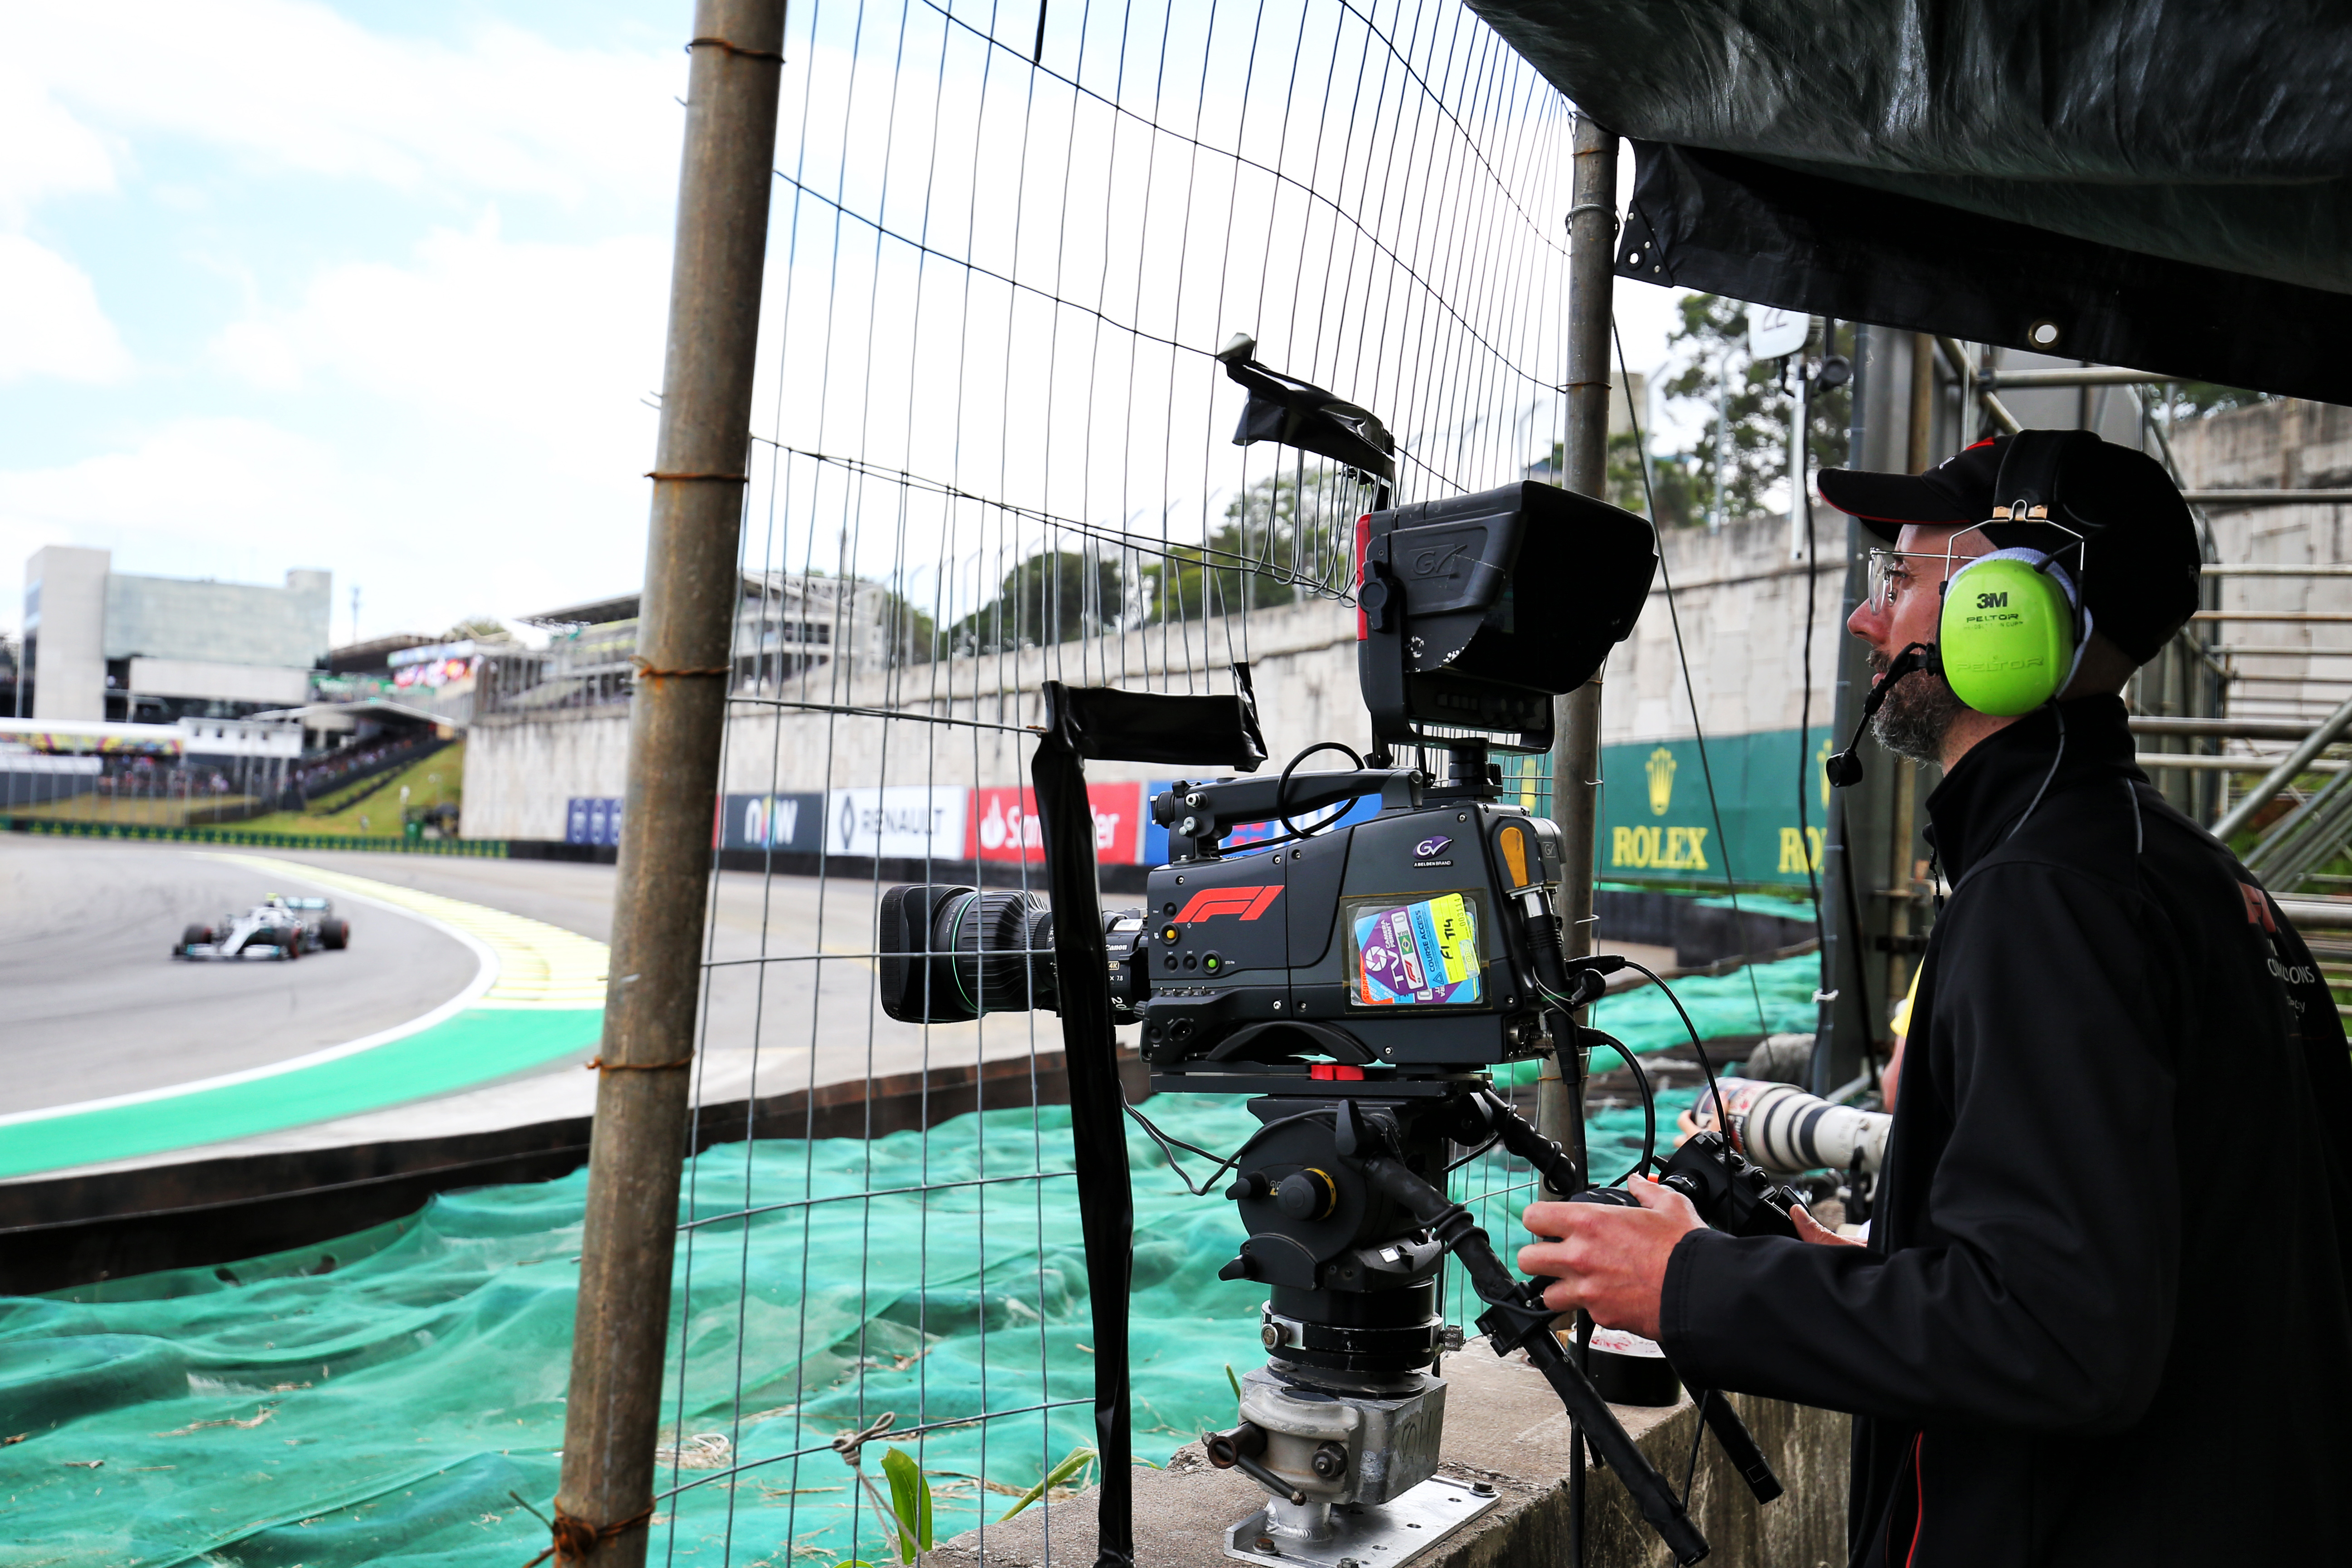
{"left": 1495, "top": 948, "right": 1822, "bottom": 1089}
{"left": 0, "top": 956, "right": 1813, "bottom": 1567}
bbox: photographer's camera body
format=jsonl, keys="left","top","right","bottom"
{"left": 1136, "top": 782, "right": 1564, "bottom": 1076}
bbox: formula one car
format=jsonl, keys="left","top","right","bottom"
{"left": 176, "top": 895, "right": 352, "bottom": 961}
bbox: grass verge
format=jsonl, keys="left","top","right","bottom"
{"left": 238, "top": 742, "right": 466, "bottom": 838}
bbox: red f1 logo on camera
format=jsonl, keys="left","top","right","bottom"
{"left": 1173, "top": 886, "right": 1283, "bottom": 922}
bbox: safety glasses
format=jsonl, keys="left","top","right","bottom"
{"left": 1864, "top": 549, "right": 1921, "bottom": 614}
{"left": 1863, "top": 519, "right": 2087, "bottom": 615}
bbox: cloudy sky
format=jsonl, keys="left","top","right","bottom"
{"left": 0, "top": 0, "right": 1695, "bottom": 647}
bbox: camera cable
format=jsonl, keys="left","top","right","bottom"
{"left": 1588, "top": 1025, "right": 1658, "bottom": 1181}
{"left": 1682, "top": 1388, "right": 1713, "bottom": 1504}
{"left": 1274, "top": 740, "right": 1369, "bottom": 843}
{"left": 1444, "top": 1131, "right": 1503, "bottom": 1175}
{"left": 1120, "top": 1094, "right": 1248, "bottom": 1196}
{"left": 1174, "top": 741, "right": 1380, "bottom": 862}
{"left": 1614, "top": 958, "right": 1732, "bottom": 1183}
{"left": 1796, "top": 329, "right": 1832, "bottom": 975}
{"left": 1538, "top": 992, "right": 1658, "bottom": 1182}
{"left": 2006, "top": 702, "right": 2067, "bottom": 845}
{"left": 1563, "top": 955, "right": 1734, "bottom": 1188}
{"left": 1118, "top": 1096, "right": 1328, "bottom": 1199}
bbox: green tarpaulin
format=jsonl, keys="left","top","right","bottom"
{"left": 0, "top": 958, "right": 1816, "bottom": 1567}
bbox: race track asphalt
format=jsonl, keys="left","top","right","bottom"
{"left": 0, "top": 839, "right": 1039, "bottom": 1153}
{"left": 0, "top": 832, "right": 1151, "bottom": 1189}
{"left": 0, "top": 837, "right": 480, "bottom": 1116}
{"left": 253, "top": 846, "right": 1051, "bottom": 1106}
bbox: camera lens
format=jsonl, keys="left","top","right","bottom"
{"left": 877, "top": 884, "right": 1055, "bottom": 1022}
{"left": 877, "top": 884, "right": 1143, "bottom": 1024}
{"left": 937, "top": 890, "right": 1059, "bottom": 1016}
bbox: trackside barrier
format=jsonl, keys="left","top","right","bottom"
{"left": 0, "top": 817, "right": 508, "bottom": 858}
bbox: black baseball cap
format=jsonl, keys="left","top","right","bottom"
{"left": 1818, "top": 432, "right": 2202, "bottom": 664}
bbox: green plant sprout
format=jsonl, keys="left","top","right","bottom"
{"left": 836, "top": 1445, "right": 934, "bottom": 1566}
{"left": 880, "top": 1446, "right": 934, "bottom": 1563}
{"left": 999, "top": 1445, "right": 1097, "bottom": 1520}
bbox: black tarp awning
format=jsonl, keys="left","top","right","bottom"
{"left": 1467, "top": 1, "right": 2352, "bottom": 402}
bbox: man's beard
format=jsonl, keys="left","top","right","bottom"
{"left": 1868, "top": 652, "right": 1967, "bottom": 764}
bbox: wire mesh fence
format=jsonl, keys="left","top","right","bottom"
{"left": 655, "top": 3, "right": 1583, "bottom": 1560}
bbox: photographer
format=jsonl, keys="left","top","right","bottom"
{"left": 1520, "top": 432, "right": 2352, "bottom": 1564}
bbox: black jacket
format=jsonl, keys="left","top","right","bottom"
{"left": 1658, "top": 696, "right": 2352, "bottom": 1566}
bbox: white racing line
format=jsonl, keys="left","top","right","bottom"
{"left": 0, "top": 851, "right": 609, "bottom": 1131}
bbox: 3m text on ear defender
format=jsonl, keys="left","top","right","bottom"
{"left": 1937, "top": 550, "right": 2080, "bottom": 716}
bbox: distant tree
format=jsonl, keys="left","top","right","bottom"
{"left": 1635, "top": 448, "right": 1706, "bottom": 530}
{"left": 445, "top": 615, "right": 514, "bottom": 642}
{"left": 1532, "top": 302, "right": 1850, "bottom": 529}
{"left": 1657, "top": 296, "right": 1854, "bottom": 528}
{"left": 2148, "top": 382, "right": 2275, "bottom": 421}
{"left": 868, "top": 583, "right": 937, "bottom": 666}
{"left": 1538, "top": 430, "right": 1694, "bottom": 524}
{"left": 1141, "top": 466, "right": 1365, "bottom": 622}
{"left": 943, "top": 550, "right": 1123, "bottom": 654}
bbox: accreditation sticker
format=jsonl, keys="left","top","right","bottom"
{"left": 1350, "top": 892, "right": 1482, "bottom": 1006}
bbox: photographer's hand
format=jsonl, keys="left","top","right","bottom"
{"left": 1519, "top": 1177, "right": 1705, "bottom": 1341}
{"left": 1790, "top": 1203, "right": 1862, "bottom": 1247}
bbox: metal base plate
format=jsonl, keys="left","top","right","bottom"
{"left": 1221, "top": 1475, "right": 1501, "bottom": 1567}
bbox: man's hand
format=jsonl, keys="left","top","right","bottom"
{"left": 1520, "top": 1181, "right": 1865, "bottom": 1340}
{"left": 1791, "top": 1203, "right": 1863, "bottom": 1247}
{"left": 1519, "top": 1177, "right": 1705, "bottom": 1341}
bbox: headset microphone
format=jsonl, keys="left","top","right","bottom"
{"left": 1825, "top": 642, "right": 1937, "bottom": 788}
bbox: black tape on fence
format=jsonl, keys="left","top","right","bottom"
{"left": 1050, "top": 668, "right": 1269, "bottom": 771}
{"left": 1031, "top": 683, "right": 1135, "bottom": 1568}
{"left": 1030, "top": 676, "right": 1265, "bottom": 1568}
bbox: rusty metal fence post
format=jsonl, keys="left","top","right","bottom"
{"left": 550, "top": 5, "right": 788, "bottom": 1563}
{"left": 1538, "top": 113, "right": 1619, "bottom": 1196}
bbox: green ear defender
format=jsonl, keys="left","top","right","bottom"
{"left": 1937, "top": 549, "right": 2084, "bottom": 716}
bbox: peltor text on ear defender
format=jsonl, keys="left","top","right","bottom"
{"left": 1938, "top": 551, "right": 2080, "bottom": 716}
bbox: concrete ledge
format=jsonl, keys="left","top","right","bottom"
{"left": 935, "top": 1342, "right": 1847, "bottom": 1568}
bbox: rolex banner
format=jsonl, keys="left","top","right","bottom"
{"left": 1598, "top": 727, "right": 1835, "bottom": 890}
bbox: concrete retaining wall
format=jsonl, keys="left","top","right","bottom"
{"left": 933, "top": 1340, "right": 1849, "bottom": 1568}
{"left": 2170, "top": 399, "right": 2352, "bottom": 723}
{"left": 1602, "top": 514, "right": 1845, "bottom": 746}
{"left": 463, "top": 707, "right": 631, "bottom": 840}
{"left": 461, "top": 513, "right": 1841, "bottom": 838}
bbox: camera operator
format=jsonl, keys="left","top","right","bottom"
{"left": 1520, "top": 432, "right": 2352, "bottom": 1565}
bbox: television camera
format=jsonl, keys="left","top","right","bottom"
{"left": 877, "top": 352, "right": 1796, "bottom": 1564}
